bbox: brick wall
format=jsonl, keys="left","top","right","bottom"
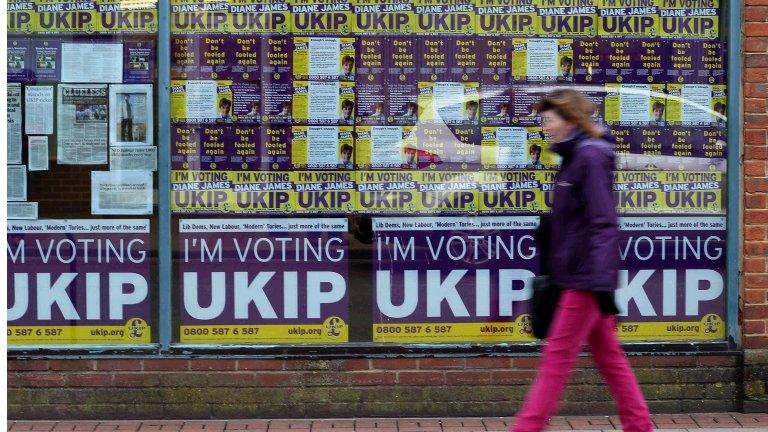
{"left": 743, "top": 0, "right": 768, "bottom": 412}
{"left": 7, "top": 356, "right": 742, "bottom": 419}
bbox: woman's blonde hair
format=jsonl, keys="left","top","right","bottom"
{"left": 533, "top": 89, "right": 602, "bottom": 138}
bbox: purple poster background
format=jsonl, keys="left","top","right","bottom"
{"left": 608, "top": 126, "right": 725, "bottom": 159}
{"left": 665, "top": 127, "right": 726, "bottom": 159}
{"left": 602, "top": 39, "right": 668, "bottom": 84}
{"left": 178, "top": 221, "right": 349, "bottom": 326}
{"left": 418, "top": 37, "right": 449, "bottom": 82}
{"left": 446, "top": 125, "right": 481, "bottom": 167}
{"left": 228, "top": 35, "right": 261, "bottom": 81}
{"left": 261, "top": 35, "right": 292, "bottom": 78}
{"left": 387, "top": 36, "right": 417, "bottom": 82}
{"left": 200, "top": 126, "right": 234, "bottom": 169}
{"left": 510, "top": 86, "right": 543, "bottom": 126}
{"left": 667, "top": 40, "right": 726, "bottom": 84}
{"left": 7, "top": 221, "right": 151, "bottom": 326}
{"left": 198, "top": 34, "right": 229, "bottom": 79}
{"left": 573, "top": 38, "right": 603, "bottom": 83}
{"left": 413, "top": 124, "right": 481, "bottom": 169}
{"left": 698, "top": 41, "right": 726, "bottom": 84}
{"left": 512, "top": 86, "right": 604, "bottom": 126}
{"left": 172, "top": 124, "right": 201, "bottom": 169}
{"left": 171, "top": 35, "right": 201, "bottom": 79}
{"left": 173, "top": 124, "right": 291, "bottom": 171}
{"left": 228, "top": 125, "right": 261, "bottom": 170}
{"left": 602, "top": 39, "right": 636, "bottom": 83}
{"left": 479, "top": 37, "right": 511, "bottom": 84}
{"left": 609, "top": 126, "right": 637, "bottom": 155}
{"left": 261, "top": 126, "right": 293, "bottom": 169}
{"left": 232, "top": 82, "right": 261, "bottom": 124}
{"left": 387, "top": 37, "right": 418, "bottom": 124}
{"left": 613, "top": 126, "right": 667, "bottom": 155}
{"left": 357, "top": 35, "right": 387, "bottom": 125}
{"left": 357, "top": 82, "right": 387, "bottom": 125}
{"left": 449, "top": 38, "right": 480, "bottom": 82}
{"left": 262, "top": 35, "right": 293, "bottom": 124}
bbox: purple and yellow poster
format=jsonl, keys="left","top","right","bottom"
{"left": 414, "top": 0, "right": 475, "bottom": 35}
{"left": 615, "top": 216, "right": 725, "bottom": 340}
{"left": 290, "top": 0, "right": 352, "bottom": 34}
{"left": 387, "top": 36, "right": 419, "bottom": 125}
{"left": 229, "top": 0, "right": 290, "bottom": 34}
{"left": 7, "top": 38, "right": 31, "bottom": 82}
{"left": 7, "top": 220, "right": 152, "bottom": 345}
{"left": 602, "top": 38, "right": 667, "bottom": 84}
{"left": 536, "top": 0, "right": 596, "bottom": 36}
{"left": 172, "top": 0, "right": 227, "bottom": 34}
{"left": 598, "top": 0, "right": 660, "bottom": 38}
{"left": 371, "top": 216, "right": 727, "bottom": 342}
{"left": 124, "top": 40, "right": 155, "bottom": 83}
{"left": 171, "top": 170, "right": 294, "bottom": 213}
{"left": 372, "top": 216, "right": 539, "bottom": 342}
{"left": 665, "top": 40, "right": 725, "bottom": 84}
{"left": 659, "top": 0, "right": 719, "bottom": 39}
{"left": 178, "top": 218, "right": 349, "bottom": 343}
{"left": 613, "top": 170, "right": 724, "bottom": 214}
{"left": 356, "top": 36, "right": 387, "bottom": 124}
{"left": 476, "top": 0, "right": 536, "bottom": 36}
{"left": 353, "top": 0, "right": 415, "bottom": 34}
{"left": 479, "top": 37, "right": 511, "bottom": 84}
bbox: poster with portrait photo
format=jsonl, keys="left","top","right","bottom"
{"left": 291, "top": 126, "right": 355, "bottom": 169}
{"left": 511, "top": 38, "right": 575, "bottom": 82}
{"left": 480, "top": 83, "right": 511, "bottom": 126}
{"left": 292, "top": 81, "right": 356, "bottom": 125}
{"left": 109, "top": 84, "right": 153, "bottom": 147}
{"left": 293, "top": 37, "right": 356, "bottom": 80}
{"left": 355, "top": 126, "right": 415, "bottom": 169}
{"left": 666, "top": 84, "right": 727, "bottom": 127}
{"left": 231, "top": 82, "right": 262, "bottom": 124}
{"left": 604, "top": 83, "right": 667, "bottom": 126}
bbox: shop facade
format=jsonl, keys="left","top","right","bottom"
{"left": 7, "top": 0, "right": 768, "bottom": 418}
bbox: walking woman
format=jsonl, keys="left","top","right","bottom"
{"left": 512, "top": 89, "right": 653, "bottom": 432}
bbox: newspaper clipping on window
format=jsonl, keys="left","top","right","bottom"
{"left": 57, "top": 84, "right": 109, "bottom": 165}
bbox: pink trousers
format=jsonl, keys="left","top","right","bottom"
{"left": 512, "top": 289, "right": 653, "bottom": 432}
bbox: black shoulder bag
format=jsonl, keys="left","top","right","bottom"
{"left": 531, "top": 216, "right": 561, "bottom": 339}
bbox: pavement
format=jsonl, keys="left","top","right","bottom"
{"left": 7, "top": 414, "right": 768, "bottom": 432}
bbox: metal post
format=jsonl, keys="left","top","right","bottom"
{"left": 157, "top": 0, "right": 172, "bottom": 352}
{"left": 725, "top": 0, "right": 743, "bottom": 349}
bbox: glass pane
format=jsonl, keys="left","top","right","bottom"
{"left": 7, "top": 0, "right": 160, "bottom": 346}
{"left": 168, "top": 0, "right": 729, "bottom": 346}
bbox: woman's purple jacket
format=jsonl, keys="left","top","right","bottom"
{"left": 548, "top": 129, "right": 620, "bottom": 292}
